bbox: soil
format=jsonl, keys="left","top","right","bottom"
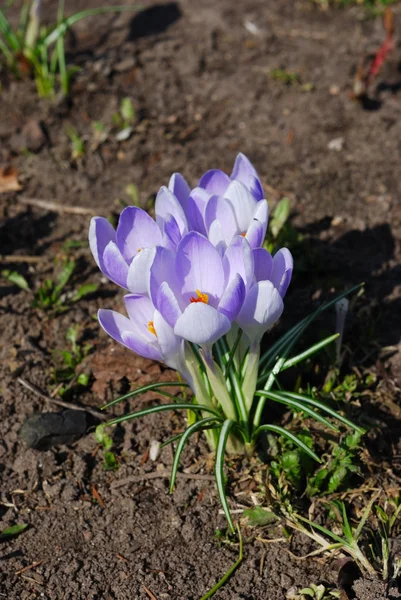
{"left": 1, "top": 0, "right": 401, "bottom": 598}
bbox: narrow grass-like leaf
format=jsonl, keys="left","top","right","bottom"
{"left": 354, "top": 491, "right": 380, "bottom": 541}
{"left": 224, "top": 330, "right": 243, "bottom": 378}
{"left": 269, "top": 391, "right": 364, "bottom": 433}
{"left": 293, "top": 513, "right": 347, "bottom": 546}
{"left": 257, "top": 333, "right": 339, "bottom": 386}
{"left": 254, "top": 390, "right": 339, "bottom": 431}
{"left": 42, "top": 6, "right": 142, "bottom": 48}
{"left": 259, "top": 283, "right": 363, "bottom": 373}
{"left": 170, "top": 417, "right": 219, "bottom": 492}
{"left": 199, "top": 523, "right": 243, "bottom": 600}
{"left": 0, "top": 10, "right": 20, "bottom": 51}
{"left": 101, "top": 381, "right": 189, "bottom": 410}
{"left": 107, "top": 403, "right": 221, "bottom": 426}
{"left": 0, "top": 523, "right": 28, "bottom": 538}
{"left": 254, "top": 424, "right": 320, "bottom": 462}
{"left": 215, "top": 419, "right": 236, "bottom": 533}
{"left": 1, "top": 270, "right": 30, "bottom": 291}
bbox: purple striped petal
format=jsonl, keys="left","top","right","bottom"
{"left": 230, "top": 153, "right": 264, "bottom": 201}
{"left": 224, "top": 180, "right": 258, "bottom": 233}
{"left": 199, "top": 169, "right": 230, "bottom": 195}
{"left": 174, "top": 303, "right": 231, "bottom": 345}
{"left": 271, "top": 248, "right": 293, "bottom": 298}
{"left": 218, "top": 273, "right": 245, "bottom": 320}
{"left": 204, "top": 195, "right": 237, "bottom": 244}
{"left": 103, "top": 241, "right": 129, "bottom": 288}
{"left": 168, "top": 172, "right": 191, "bottom": 214}
{"left": 253, "top": 248, "right": 273, "bottom": 282}
{"left": 223, "top": 236, "right": 254, "bottom": 289}
{"left": 176, "top": 232, "right": 225, "bottom": 304}
{"left": 245, "top": 219, "right": 265, "bottom": 249}
{"left": 155, "top": 281, "right": 182, "bottom": 328}
{"left": 149, "top": 246, "right": 176, "bottom": 305}
{"left": 126, "top": 247, "right": 156, "bottom": 295}
{"left": 155, "top": 186, "right": 187, "bottom": 236}
{"left": 153, "top": 310, "right": 182, "bottom": 364}
{"left": 237, "top": 281, "right": 284, "bottom": 343}
{"left": 208, "top": 220, "right": 226, "bottom": 255}
{"left": 116, "top": 206, "right": 162, "bottom": 262}
{"left": 187, "top": 187, "right": 209, "bottom": 235}
{"left": 162, "top": 213, "right": 182, "bottom": 250}
{"left": 124, "top": 294, "right": 156, "bottom": 335}
{"left": 98, "top": 308, "right": 161, "bottom": 361}
{"left": 89, "top": 216, "right": 116, "bottom": 273}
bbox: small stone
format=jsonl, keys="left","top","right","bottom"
{"left": 19, "top": 410, "right": 87, "bottom": 450}
{"left": 329, "top": 84, "right": 340, "bottom": 95}
{"left": 10, "top": 119, "right": 47, "bottom": 153}
{"left": 149, "top": 440, "right": 161, "bottom": 462}
{"left": 114, "top": 57, "right": 136, "bottom": 72}
{"left": 328, "top": 136, "right": 344, "bottom": 151}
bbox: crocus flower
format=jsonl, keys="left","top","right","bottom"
{"left": 98, "top": 294, "right": 189, "bottom": 377}
{"left": 186, "top": 154, "right": 268, "bottom": 252}
{"left": 150, "top": 232, "right": 246, "bottom": 346}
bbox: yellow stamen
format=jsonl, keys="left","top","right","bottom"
{"left": 190, "top": 289, "right": 209, "bottom": 304}
{"left": 147, "top": 320, "right": 157, "bottom": 336}
{"left": 137, "top": 248, "right": 142, "bottom": 253}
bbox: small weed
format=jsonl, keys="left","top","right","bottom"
{"left": 114, "top": 97, "right": 136, "bottom": 141}
{"left": 32, "top": 257, "right": 98, "bottom": 312}
{"left": 0, "top": 523, "right": 28, "bottom": 539}
{"left": 270, "top": 68, "right": 300, "bottom": 85}
{"left": 0, "top": 2, "right": 140, "bottom": 97}
{"left": 66, "top": 126, "right": 85, "bottom": 161}
{"left": 1, "top": 269, "right": 30, "bottom": 291}
{"left": 288, "top": 583, "right": 340, "bottom": 599}
{"left": 52, "top": 325, "right": 91, "bottom": 395}
{"left": 95, "top": 424, "right": 119, "bottom": 471}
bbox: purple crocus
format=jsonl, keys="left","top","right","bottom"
{"left": 149, "top": 232, "right": 246, "bottom": 346}
{"left": 98, "top": 294, "right": 188, "bottom": 375}
{"left": 186, "top": 154, "right": 268, "bottom": 252}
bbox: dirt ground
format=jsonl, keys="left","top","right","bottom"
{"left": 1, "top": 0, "right": 401, "bottom": 598}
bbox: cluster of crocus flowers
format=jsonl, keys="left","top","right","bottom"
{"left": 90, "top": 154, "right": 292, "bottom": 371}
{"left": 90, "top": 154, "right": 361, "bottom": 531}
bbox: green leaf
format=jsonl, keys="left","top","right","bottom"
{"left": 215, "top": 419, "right": 236, "bottom": 533}
{"left": 242, "top": 506, "right": 277, "bottom": 527}
{"left": 95, "top": 424, "right": 113, "bottom": 450}
{"left": 255, "top": 389, "right": 339, "bottom": 432}
{"left": 103, "top": 451, "right": 119, "bottom": 471}
{"left": 77, "top": 373, "right": 89, "bottom": 386}
{"left": 42, "top": 6, "right": 142, "bottom": 48}
{"left": 199, "top": 523, "right": 243, "bottom": 600}
{"left": 120, "top": 97, "right": 135, "bottom": 124}
{"left": 270, "top": 197, "right": 291, "bottom": 238}
{"left": 101, "top": 381, "right": 190, "bottom": 410}
{"left": 72, "top": 283, "right": 98, "bottom": 302}
{"left": 1, "top": 270, "right": 30, "bottom": 291}
{"left": 0, "top": 523, "right": 28, "bottom": 538}
{"left": 107, "top": 403, "right": 221, "bottom": 426}
{"left": 169, "top": 417, "right": 219, "bottom": 492}
{"left": 255, "top": 424, "right": 320, "bottom": 462}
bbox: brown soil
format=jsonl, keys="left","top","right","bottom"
{"left": 1, "top": 1, "right": 401, "bottom": 598}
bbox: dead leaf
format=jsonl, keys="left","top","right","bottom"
{"left": 0, "top": 166, "right": 22, "bottom": 194}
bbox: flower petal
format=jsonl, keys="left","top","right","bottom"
{"left": 169, "top": 172, "right": 191, "bottom": 214}
{"left": 176, "top": 232, "right": 225, "bottom": 304}
{"left": 103, "top": 241, "right": 129, "bottom": 288}
{"left": 204, "top": 195, "right": 237, "bottom": 245}
{"left": 124, "top": 294, "right": 156, "bottom": 339}
{"left": 126, "top": 247, "right": 156, "bottom": 295}
{"left": 199, "top": 169, "right": 230, "bottom": 195}
{"left": 271, "top": 248, "right": 293, "bottom": 298}
{"left": 230, "top": 153, "right": 264, "bottom": 200}
{"left": 116, "top": 206, "right": 162, "bottom": 262}
{"left": 89, "top": 216, "right": 116, "bottom": 272}
{"left": 208, "top": 219, "right": 227, "bottom": 255}
{"left": 237, "top": 281, "right": 283, "bottom": 343}
{"left": 155, "top": 281, "right": 182, "bottom": 328}
{"left": 162, "top": 213, "right": 182, "bottom": 250}
{"left": 218, "top": 273, "right": 245, "bottom": 320}
{"left": 186, "top": 187, "right": 209, "bottom": 235}
{"left": 245, "top": 219, "right": 265, "bottom": 249}
{"left": 174, "top": 302, "right": 231, "bottom": 345}
{"left": 153, "top": 309, "right": 182, "bottom": 363}
{"left": 223, "top": 235, "right": 254, "bottom": 289}
{"left": 149, "top": 246, "right": 177, "bottom": 305}
{"left": 121, "top": 330, "right": 162, "bottom": 361}
{"left": 155, "top": 186, "right": 187, "bottom": 236}
{"left": 253, "top": 248, "right": 273, "bottom": 282}
{"left": 224, "top": 180, "right": 258, "bottom": 233}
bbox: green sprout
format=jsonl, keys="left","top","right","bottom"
{"left": 66, "top": 126, "right": 85, "bottom": 161}
{"left": 52, "top": 325, "right": 91, "bottom": 395}
{"left": 95, "top": 424, "right": 119, "bottom": 471}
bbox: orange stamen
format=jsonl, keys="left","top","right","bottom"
{"left": 190, "top": 289, "right": 209, "bottom": 304}
{"left": 137, "top": 248, "right": 142, "bottom": 253}
{"left": 240, "top": 232, "right": 246, "bottom": 237}
{"left": 147, "top": 321, "right": 157, "bottom": 336}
